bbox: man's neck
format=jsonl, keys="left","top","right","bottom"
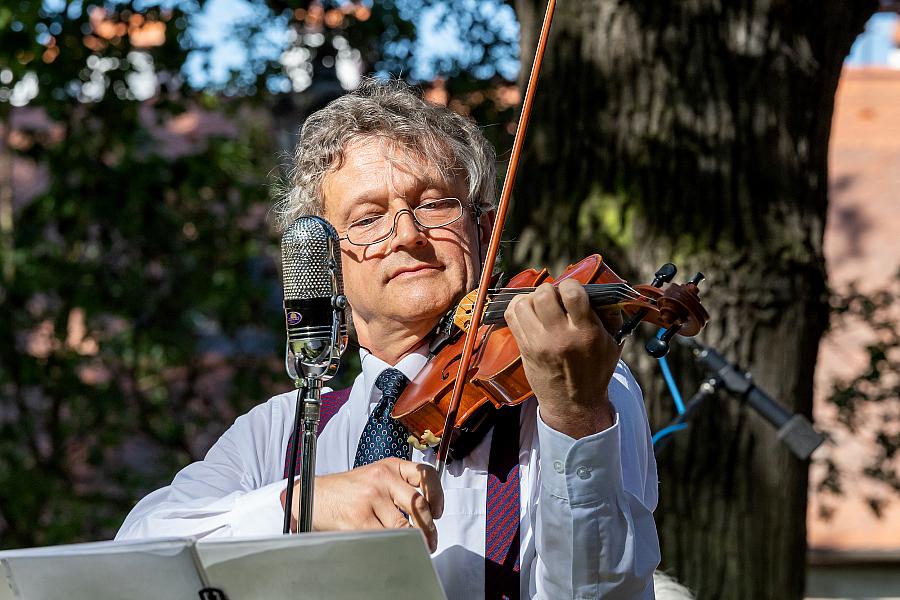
{"left": 354, "top": 316, "right": 436, "bottom": 365}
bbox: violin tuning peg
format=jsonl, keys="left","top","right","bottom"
{"left": 688, "top": 272, "right": 705, "bottom": 286}
{"left": 652, "top": 263, "right": 678, "bottom": 287}
{"left": 645, "top": 323, "right": 684, "bottom": 358}
{"left": 645, "top": 337, "right": 670, "bottom": 358}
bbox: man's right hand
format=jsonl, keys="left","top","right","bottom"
{"left": 303, "top": 458, "right": 444, "bottom": 552}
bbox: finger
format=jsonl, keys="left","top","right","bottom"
{"left": 507, "top": 293, "right": 545, "bottom": 347}
{"left": 556, "top": 279, "right": 597, "bottom": 328}
{"left": 595, "top": 306, "right": 625, "bottom": 339}
{"left": 386, "top": 477, "right": 437, "bottom": 552}
{"left": 530, "top": 283, "right": 568, "bottom": 328}
{"left": 371, "top": 489, "right": 414, "bottom": 531}
{"left": 352, "top": 504, "right": 389, "bottom": 531}
{"left": 504, "top": 296, "right": 529, "bottom": 350}
{"left": 397, "top": 460, "right": 444, "bottom": 520}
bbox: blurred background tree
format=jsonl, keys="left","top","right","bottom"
{"left": 2, "top": 1, "right": 896, "bottom": 599}
{"left": 0, "top": 0, "right": 291, "bottom": 547}
{"left": 508, "top": 2, "right": 877, "bottom": 598}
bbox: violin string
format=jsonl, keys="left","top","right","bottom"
{"left": 485, "top": 284, "right": 643, "bottom": 300}
{"left": 468, "top": 290, "right": 643, "bottom": 317}
{"left": 488, "top": 282, "right": 644, "bottom": 296}
{"left": 479, "top": 291, "right": 640, "bottom": 322}
{"left": 457, "top": 285, "right": 651, "bottom": 323}
{"left": 479, "top": 291, "right": 640, "bottom": 308}
{"left": 481, "top": 287, "right": 643, "bottom": 304}
{"left": 482, "top": 292, "right": 630, "bottom": 309}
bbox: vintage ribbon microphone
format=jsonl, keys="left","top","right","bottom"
{"left": 281, "top": 216, "right": 348, "bottom": 533}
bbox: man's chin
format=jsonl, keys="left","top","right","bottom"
{"left": 388, "top": 285, "right": 457, "bottom": 320}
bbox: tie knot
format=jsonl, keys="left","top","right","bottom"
{"left": 374, "top": 368, "right": 409, "bottom": 402}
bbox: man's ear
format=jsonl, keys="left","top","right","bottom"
{"left": 478, "top": 209, "right": 496, "bottom": 249}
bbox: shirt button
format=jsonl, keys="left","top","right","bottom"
{"left": 576, "top": 466, "right": 591, "bottom": 480}
{"left": 553, "top": 460, "right": 564, "bottom": 474}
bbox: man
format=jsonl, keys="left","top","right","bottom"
{"left": 117, "top": 79, "right": 660, "bottom": 598}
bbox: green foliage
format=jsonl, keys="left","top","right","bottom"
{"left": 0, "top": 0, "right": 423, "bottom": 549}
{"left": 0, "top": 0, "right": 288, "bottom": 548}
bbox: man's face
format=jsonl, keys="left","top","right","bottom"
{"left": 322, "top": 137, "right": 489, "bottom": 336}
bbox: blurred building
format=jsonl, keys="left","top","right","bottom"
{"left": 807, "top": 8, "right": 900, "bottom": 600}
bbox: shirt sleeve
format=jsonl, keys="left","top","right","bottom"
{"left": 115, "top": 395, "right": 290, "bottom": 541}
{"left": 531, "top": 362, "right": 660, "bottom": 599}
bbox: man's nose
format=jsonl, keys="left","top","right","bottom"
{"left": 390, "top": 209, "right": 426, "bottom": 249}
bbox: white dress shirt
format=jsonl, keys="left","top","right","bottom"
{"left": 117, "top": 347, "right": 660, "bottom": 599}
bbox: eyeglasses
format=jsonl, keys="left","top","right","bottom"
{"left": 338, "top": 197, "right": 466, "bottom": 247}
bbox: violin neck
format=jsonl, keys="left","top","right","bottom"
{"left": 480, "top": 284, "right": 637, "bottom": 325}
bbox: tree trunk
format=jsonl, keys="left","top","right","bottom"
{"left": 511, "top": 2, "right": 875, "bottom": 598}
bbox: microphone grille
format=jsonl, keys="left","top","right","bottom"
{"left": 281, "top": 216, "right": 343, "bottom": 300}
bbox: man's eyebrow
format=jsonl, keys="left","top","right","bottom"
{"left": 338, "top": 176, "right": 453, "bottom": 214}
{"left": 419, "top": 175, "right": 453, "bottom": 190}
{"left": 342, "top": 190, "right": 387, "bottom": 210}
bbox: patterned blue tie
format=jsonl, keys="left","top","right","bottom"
{"left": 353, "top": 368, "right": 411, "bottom": 467}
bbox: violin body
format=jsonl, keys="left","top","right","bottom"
{"left": 392, "top": 254, "right": 709, "bottom": 452}
{"left": 391, "top": 264, "right": 547, "bottom": 449}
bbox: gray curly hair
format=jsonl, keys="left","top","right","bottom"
{"left": 275, "top": 78, "right": 497, "bottom": 231}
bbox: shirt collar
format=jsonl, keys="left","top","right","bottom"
{"left": 359, "top": 342, "right": 430, "bottom": 405}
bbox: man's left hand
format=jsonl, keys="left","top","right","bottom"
{"left": 504, "top": 279, "right": 622, "bottom": 439}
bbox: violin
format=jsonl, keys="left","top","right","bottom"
{"left": 392, "top": 253, "right": 709, "bottom": 455}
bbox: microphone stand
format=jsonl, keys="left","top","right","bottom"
{"left": 655, "top": 337, "right": 824, "bottom": 460}
{"left": 295, "top": 375, "right": 323, "bottom": 534}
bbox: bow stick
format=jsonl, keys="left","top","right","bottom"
{"left": 435, "top": 0, "right": 558, "bottom": 475}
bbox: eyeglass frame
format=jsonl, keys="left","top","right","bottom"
{"left": 336, "top": 197, "right": 480, "bottom": 247}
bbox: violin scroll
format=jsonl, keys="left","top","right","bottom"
{"left": 642, "top": 272, "right": 707, "bottom": 358}
{"left": 613, "top": 261, "right": 710, "bottom": 358}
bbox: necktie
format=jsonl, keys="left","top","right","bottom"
{"left": 353, "top": 368, "right": 411, "bottom": 467}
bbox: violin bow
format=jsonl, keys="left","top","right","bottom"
{"left": 435, "top": 0, "right": 558, "bottom": 475}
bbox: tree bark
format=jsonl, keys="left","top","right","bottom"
{"left": 511, "top": 2, "right": 875, "bottom": 598}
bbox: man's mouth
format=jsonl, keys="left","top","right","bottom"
{"left": 389, "top": 264, "right": 442, "bottom": 280}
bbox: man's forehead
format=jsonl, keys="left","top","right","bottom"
{"left": 348, "top": 136, "right": 449, "bottom": 184}
{"left": 323, "top": 137, "right": 461, "bottom": 215}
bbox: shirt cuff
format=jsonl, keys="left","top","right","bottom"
{"left": 537, "top": 405, "right": 625, "bottom": 506}
{"left": 228, "top": 479, "right": 290, "bottom": 537}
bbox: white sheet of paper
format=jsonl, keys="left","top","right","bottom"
{"left": 197, "top": 529, "right": 447, "bottom": 600}
{"left": 0, "top": 538, "right": 205, "bottom": 600}
{"left": 0, "top": 566, "right": 14, "bottom": 600}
